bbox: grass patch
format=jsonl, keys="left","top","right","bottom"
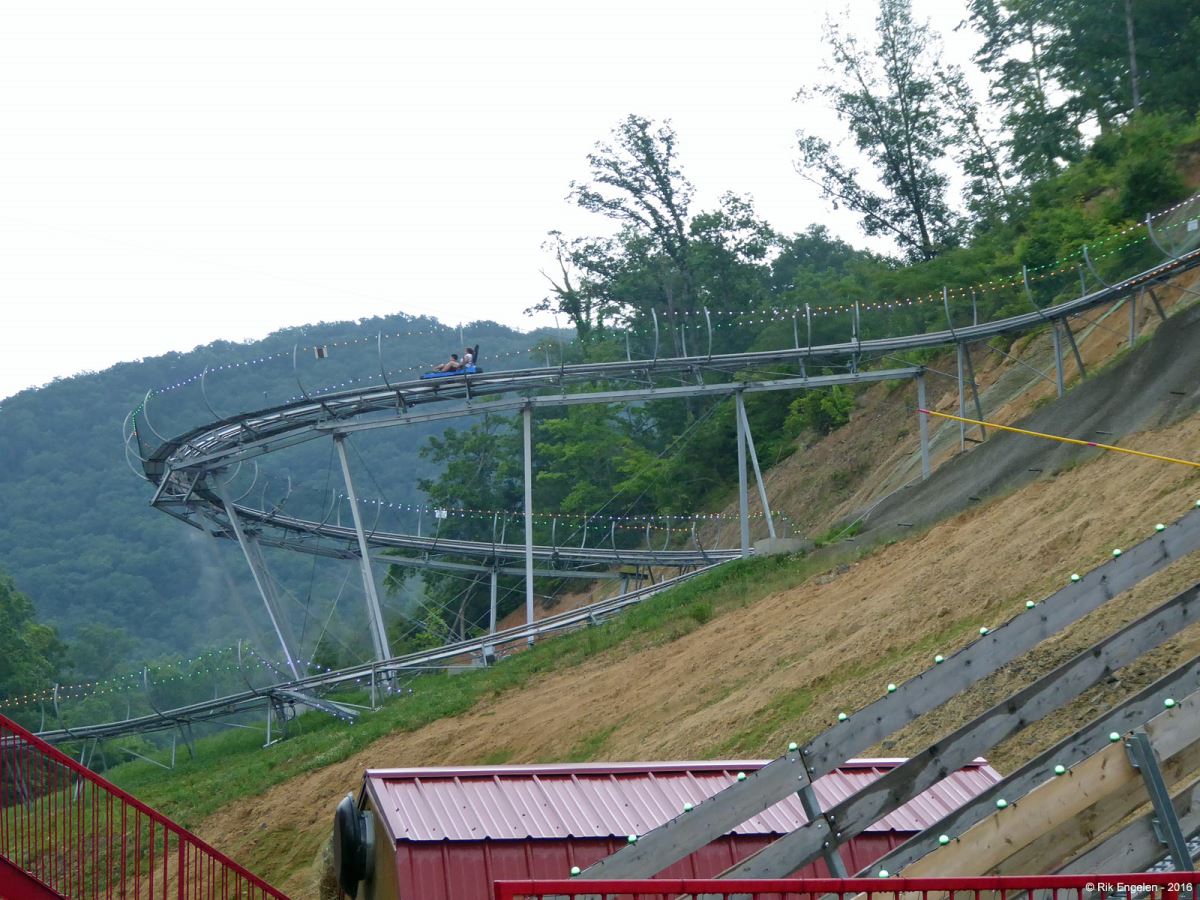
{"left": 813, "top": 519, "right": 863, "bottom": 547}
{"left": 565, "top": 724, "right": 618, "bottom": 761}
{"left": 102, "top": 550, "right": 860, "bottom": 827}
{"left": 709, "top": 686, "right": 814, "bottom": 756}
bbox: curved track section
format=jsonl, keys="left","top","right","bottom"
{"left": 133, "top": 244, "right": 1200, "bottom": 572}
{"left": 36, "top": 565, "right": 718, "bottom": 744}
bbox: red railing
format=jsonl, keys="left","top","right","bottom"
{"left": 0, "top": 713, "right": 288, "bottom": 899}
{"left": 494, "top": 875, "right": 1200, "bottom": 900}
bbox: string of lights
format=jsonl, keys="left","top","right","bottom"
{"left": 336, "top": 496, "right": 791, "bottom": 529}
{"left": 129, "top": 193, "right": 1199, "bottom": 411}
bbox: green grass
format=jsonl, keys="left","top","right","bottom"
{"left": 103, "top": 548, "right": 865, "bottom": 827}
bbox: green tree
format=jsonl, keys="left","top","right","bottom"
{"left": 965, "top": 0, "right": 1083, "bottom": 185}
{"left": 797, "top": 0, "right": 967, "bottom": 259}
{"left": 387, "top": 415, "right": 526, "bottom": 643}
{"left": 784, "top": 386, "right": 856, "bottom": 438}
{"left": 568, "top": 115, "right": 697, "bottom": 353}
{"left": 0, "top": 573, "right": 65, "bottom": 703}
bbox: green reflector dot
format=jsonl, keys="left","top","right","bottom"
{"left": 887, "top": 683, "right": 897, "bottom": 693}
{"left": 1070, "top": 573, "right": 1081, "bottom": 582}
{"left": 1156, "top": 523, "right": 1166, "bottom": 532}
{"left": 1164, "top": 698, "right": 1177, "bottom": 708}
{"left": 1026, "top": 600, "right": 1035, "bottom": 609}
{"left": 683, "top": 802, "right": 693, "bottom": 812}
{"left": 788, "top": 741, "right": 798, "bottom": 751}
{"left": 627, "top": 834, "right": 637, "bottom": 844}
{"left": 1054, "top": 764, "right": 1066, "bottom": 776}
{"left": 934, "top": 654, "right": 944, "bottom": 664}
{"left": 737, "top": 772, "right": 746, "bottom": 782}
{"left": 878, "top": 870, "right": 890, "bottom": 878}
{"left": 838, "top": 712, "right": 848, "bottom": 722}
{"left": 995, "top": 798, "right": 1008, "bottom": 809}
{"left": 1195, "top": 500, "right": 1199, "bottom": 508}
{"left": 938, "top": 835, "right": 950, "bottom": 845}
{"left": 979, "top": 627, "right": 989, "bottom": 635}
{"left": 1112, "top": 548, "right": 1122, "bottom": 557}
{"left": 1109, "top": 731, "right": 1122, "bottom": 742}
{"left": 571, "top": 866, "right": 581, "bottom": 876}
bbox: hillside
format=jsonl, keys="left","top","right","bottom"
{"left": 92, "top": 263, "right": 1200, "bottom": 897}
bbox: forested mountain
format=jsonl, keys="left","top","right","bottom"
{"left": 0, "top": 316, "right": 556, "bottom": 668}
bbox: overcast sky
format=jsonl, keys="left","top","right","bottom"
{"left": 0, "top": 0, "right": 981, "bottom": 401}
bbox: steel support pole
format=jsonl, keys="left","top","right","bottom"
{"left": 1051, "top": 321, "right": 1066, "bottom": 398}
{"left": 333, "top": 436, "right": 392, "bottom": 663}
{"left": 735, "top": 392, "right": 750, "bottom": 557}
{"left": 796, "top": 782, "right": 849, "bottom": 877}
{"left": 1063, "top": 319, "right": 1086, "bottom": 378}
{"left": 955, "top": 343, "right": 966, "bottom": 451}
{"left": 736, "top": 394, "right": 775, "bottom": 540}
{"left": 219, "top": 494, "right": 302, "bottom": 681}
{"left": 523, "top": 404, "right": 535, "bottom": 643}
{"left": 489, "top": 566, "right": 498, "bottom": 636}
{"left": 961, "top": 344, "right": 987, "bottom": 442}
{"left": 1130, "top": 291, "right": 1139, "bottom": 346}
{"left": 1148, "top": 287, "right": 1167, "bottom": 321}
{"left": 1126, "top": 729, "right": 1192, "bottom": 872}
{"left": 916, "top": 373, "right": 930, "bottom": 480}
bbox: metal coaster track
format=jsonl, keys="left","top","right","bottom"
{"left": 65, "top": 200, "right": 1198, "bottom": 747}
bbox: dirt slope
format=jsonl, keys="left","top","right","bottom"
{"left": 197, "top": 284, "right": 1200, "bottom": 897}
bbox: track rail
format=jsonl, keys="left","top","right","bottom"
{"left": 35, "top": 564, "right": 719, "bottom": 744}
{"left": 132, "top": 242, "right": 1200, "bottom": 568}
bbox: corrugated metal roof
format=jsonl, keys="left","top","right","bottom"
{"left": 363, "top": 758, "right": 1001, "bottom": 844}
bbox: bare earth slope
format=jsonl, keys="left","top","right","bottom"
{"left": 197, "top": 290, "right": 1200, "bottom": 897}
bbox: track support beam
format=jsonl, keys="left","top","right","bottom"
{"left": 916, "top": 373, "right": 931, "bottom": 480}
{"left": 523, "top": 404, "right": 535, "bottom": 643}
{"left": 1051, "top": 321, "right": 1066, "bottom": 398}
{"left": 334, "top": 435, "right": 393, "bottom": 664}
{"left": 1126, "top": 729, "right": 1193, "bottom": 872}
{"left": 736, "top": 392, "right": 775, "bottom": 540}
{"left": 218, "top": 491, "right": 302, "bottom": 681}
{"left": 735, "top": 391, "right": 750, "bottom": 557}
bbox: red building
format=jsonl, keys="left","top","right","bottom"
{"left": 334, "top": 758, "right": 1001, "bottom": 900}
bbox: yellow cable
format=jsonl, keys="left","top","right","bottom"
{"left": 918, "top": 408, "right": 1200, "bottom": 469}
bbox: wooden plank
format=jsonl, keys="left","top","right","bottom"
{"left": 1060, "top": 773, "right": 1200, "bottom": 873}
{"left": 805, "top": 510, "right": 1200, "bottom": 777}
{"left": 590, "top": 509, "right": 1200, "bottom": 881}
{"left": 899, "top": 692, "right": 1200, "bottom": 877}
{"left": 720, "top": 582, "right": 1200, "bottom": 877}
{"left": 998, "top": 737, "right": 1200, "bottom": 874}
{"left": 862, "top": 655, "right": 1200, "bottom": 875}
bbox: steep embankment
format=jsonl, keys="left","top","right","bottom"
{"left": 167, "top": 278, "right": 1200, "bottom": 896}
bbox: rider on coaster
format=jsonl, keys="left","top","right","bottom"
{"left": 432, "top": 345, "right": 477, "bottom": 374}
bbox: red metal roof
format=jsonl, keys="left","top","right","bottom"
{"left": 363, "top": 758, "right": 1001, "bottom": 844}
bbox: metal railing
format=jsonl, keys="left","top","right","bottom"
{"left": 493, "top": 874, "right": 1200, "bottom": 900}
{"left": 0, "top": 713, "right": 288, "bottom": 899}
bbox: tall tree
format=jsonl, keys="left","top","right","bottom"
{"left": 796, "top": 0, "right": 966, "bottom": 260}
{"left": 569, "top": 115, "right": 697, "bottom": 353}
{"left": 964, "top": 0, "right": 1082, "bottom": 185}
{"left": 389, "top": 416, "right": 525, "bottom": 644}
{"left": 527, "top": 231, "right": 619, "bottom": 342}
{"left": 0, "top": 573, "right": 65, "bottom": 702}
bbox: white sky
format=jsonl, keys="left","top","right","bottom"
{"left": 0, "top": 0, "right": 981, "bottom": 400}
